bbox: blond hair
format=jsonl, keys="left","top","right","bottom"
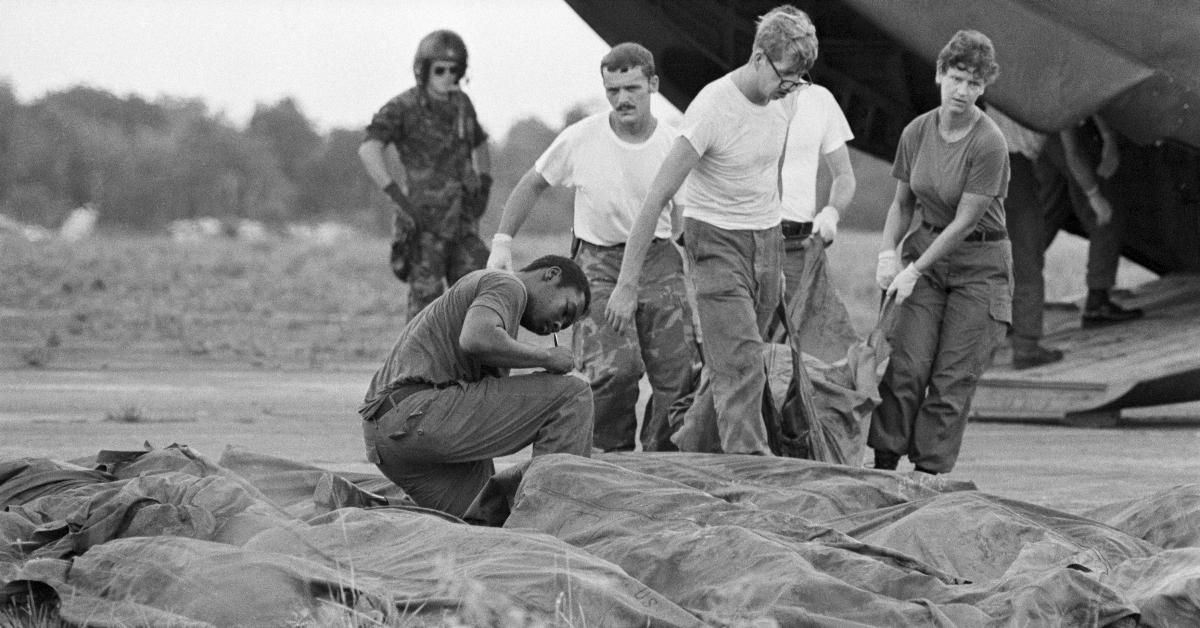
{"left": 755, "top": 5, "right": 818, "bottom": 72}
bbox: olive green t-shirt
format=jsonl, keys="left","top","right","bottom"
{"left": 358, "top": 269, "right": 526, "bottom": 419}
{"left": 892, "top": 109, "right": 1010, "bottom": 234}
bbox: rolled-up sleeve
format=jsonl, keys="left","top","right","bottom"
{"left": 364, "top": 97, "right": 405, "bottom": 144}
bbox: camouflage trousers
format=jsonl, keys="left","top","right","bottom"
{"left": 572, "top": 238, "right": 700, "bottom": 452}
{"left": 391, "top": 201, "right": 488, "bottom": 322}
{"left": 770, "top": 236, "right": 859, "bottom": 364}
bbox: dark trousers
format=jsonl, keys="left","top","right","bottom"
{"left": 869, "top": 226, "right": 1010, "bottom": 473}
{"left": 1008, "top": 139, "right": 1129, "bottom": 341}
{"left": 363, "top": 373, "right": 593, "bottom": 518}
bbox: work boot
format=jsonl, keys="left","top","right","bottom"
{"left": 873, "top": 450, "right": 900, "bottom": 471}
{"left": 1011, "top": 342, "right": 1064, "bottom": 370}
{"left": 1082, "top": 290, "right": 1143, "bottom": 329}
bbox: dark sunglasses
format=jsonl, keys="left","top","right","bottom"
{"left": 431, "top": 64, "right": 463, "bottom": 77}
{"left": 764, "top": 54, "right": 811, "bottom": 92}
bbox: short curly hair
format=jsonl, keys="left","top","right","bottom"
{"left": 521, "top": 254, "right": 591, "bottom": 315}
{"left": 936, "top": 30, "right": 999, "bottom": 85}
{"left": 754, "top": 5, "right": 818, "bottom": 73}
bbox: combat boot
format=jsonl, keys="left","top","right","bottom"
{"left": 1011, "top": 337, "right": 1064, "bottom": 370}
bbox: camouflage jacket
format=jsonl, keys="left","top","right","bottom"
{"left": 365, "top": 87, "right": 488, "bottom": 210}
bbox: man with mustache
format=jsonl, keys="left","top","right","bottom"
{"left": 359, "top": 30, "right": 492, "bottom": 321}
{"left": 488, "top": 43, "right": 700, "bottom": 452}
{"left": 359, "top": 255, "right": 593, "bottom": 518}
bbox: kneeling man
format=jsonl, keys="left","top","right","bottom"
{"left": 360, "top": 255, "right": 594, "bottom": 517}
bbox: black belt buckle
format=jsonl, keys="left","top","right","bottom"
{"left": 781, "top": 220, "right": 813, "bottom": 240}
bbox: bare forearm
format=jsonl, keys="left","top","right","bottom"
{"left": 1060, "top": 129, "right": 1098, "bottom": 192}
{"left": 358, "top": 141, "right": 395, "bottom": 190}
{"left": 460, "top": 325, "right": 557, "bottom": 370}
{"left": 826, "top": 171, "right": 856, "bottom": 213}
{"left": 473, "top": 143, "right": 491, "bottom": 176}
{"left": 495, "top": 170, "right": 548, "bottom": 236}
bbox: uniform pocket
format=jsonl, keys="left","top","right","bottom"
{"left": 382, "top": 394, "right": 434, "bottom": 441}
{"left": 987, "top": 280, "right": 1013, "bottom": 325}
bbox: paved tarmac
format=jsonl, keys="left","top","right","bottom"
{"left": 3, "top": 366, "right": 1198, "bottom": 515}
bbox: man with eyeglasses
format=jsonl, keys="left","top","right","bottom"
{"left": 359, "top": 29, "right": 492, "bottom": 321}
{"left": 770, "top": 54, "right": 859, "bottom": 364}
{"left": 607, "top": 5, "right": 817, "bottom": 455}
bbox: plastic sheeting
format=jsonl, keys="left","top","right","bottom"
{"left": 4, "top": 446, "right": 1200, "bottom": 626}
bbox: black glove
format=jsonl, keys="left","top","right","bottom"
{"left": 464, "top": 173, "right": 492, "bottom": 220}
{"left": 383, "top": 182, "right": 417, "bottom": 232}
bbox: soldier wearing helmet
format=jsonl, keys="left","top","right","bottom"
{"left": 359, "top": 29, "right": 493, "bottom": 321}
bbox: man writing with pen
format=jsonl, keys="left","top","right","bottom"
{"left": 358, "top": 254, "right": 594, "bottom": 518}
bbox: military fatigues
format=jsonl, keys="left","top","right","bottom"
{"left": 869, "top": 109, "right": 1011, "bottom": 473}
{"left": 365, "top": 88, "right": 489, "bottom": 320}
{"left": 573, "top": 238, "right": 699, "bottom": 451}
{"left": 871, "top": 225, "right": 1010, "bottom": 471}
{"left": 360, "top": 270, "right": 593, "bottom": 518}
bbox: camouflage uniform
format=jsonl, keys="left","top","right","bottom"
{"left": 365, "top": 88, "right": 490, "bottom": 320}
{"left": 573, "top": 238, "right": 700, "bottom": 452}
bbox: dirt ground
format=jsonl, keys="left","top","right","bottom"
{"left": 5, "top": 350, "right": 1199, "bottom": 516}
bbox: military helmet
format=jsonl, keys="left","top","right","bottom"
{"left": 413, "top": 29, "right": 468, "bottom": 85}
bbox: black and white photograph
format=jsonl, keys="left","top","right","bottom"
{"left": 2, "top": 1, "right": 1199, "bottom": 625}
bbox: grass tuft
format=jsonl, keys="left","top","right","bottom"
{"left": 104, "top": 405, "right": 151, "bottom": 423}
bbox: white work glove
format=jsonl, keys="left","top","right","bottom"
{"left": 486, "top": 233, "right": 514, "bottom": 271}
{"left": 812, "top": 206, "right": 839, "bottom": 244}
{"left": 875, "top": 250, "right": 900, "bottom": 290}
{"left": 887, "top": 263, "right": 921, "bottom": 303}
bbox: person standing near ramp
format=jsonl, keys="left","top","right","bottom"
{"left": 360, "top": 255, "right": 594, "bottom": 518}
{"left": 871, "top": 30, "right": 1010, "bottom": 474}
{"left": 359, "top": 29, "right": 493, "bottom": 321}
{"left": 487, "top": 43, "right": 700, "bottom": 452}
{"left": 774, "top": 77, "right": 859, "bottom": 364}
{"left": 607, "top": 6, "right": 817, "bottom": 455}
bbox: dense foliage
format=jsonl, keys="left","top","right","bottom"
{"left": 0, "top": 81, "right": 577, "bottom": 235}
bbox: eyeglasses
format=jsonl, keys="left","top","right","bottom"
{"left": 764, "top": 54, "right": 811, "bottom": 92}
{"left": 431, "top": 64, "right": 463, "bottom": 78}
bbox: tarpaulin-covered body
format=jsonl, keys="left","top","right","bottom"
{"left": 5, "top": 445, "right": 1200, "bottom": 626}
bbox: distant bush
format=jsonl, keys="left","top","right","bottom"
{"left": 0, "top": 82, "right": 589, "bottom": 236}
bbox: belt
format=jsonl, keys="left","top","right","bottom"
{"left": 370, "top": 381, "right": 450, "bottom": 421}
{"left": 922, "top": 221, "right": 1007, "bottom": 242}
{"left": 583, "top": 238, "right": 667, "bottom": 249}
{"left": 780, "top": 220, "right": 813, "bottom": 239}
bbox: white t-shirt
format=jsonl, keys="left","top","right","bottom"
{"left": 679, "top": 74, "right": 796, "bottom": 231}
{"left": 780, "top": 85, "right": 853, "bottom": 222}
{"left": 535, "top": 112, "right": 676, "bottom": 246}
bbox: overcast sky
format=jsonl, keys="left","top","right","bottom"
{"left": 0, "top": 0, "right": 680, "bottom": 137}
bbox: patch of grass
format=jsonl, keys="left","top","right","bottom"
{"left": 0, "top": 230, "right": 1156, "bottom": 371}
{"left": 104, "top": 405, "right": 151, "bottom": 423}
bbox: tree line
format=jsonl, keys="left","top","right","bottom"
{"left": 0, "top": 81, "right": 581, "bottom": 235}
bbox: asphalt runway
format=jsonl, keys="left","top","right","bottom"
{"left": 3, "top": 366, "right": 1198, "bottom": 515}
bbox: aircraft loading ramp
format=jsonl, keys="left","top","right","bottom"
{"left": 974, "top": 274, "right": 1200, "bottom": 424}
